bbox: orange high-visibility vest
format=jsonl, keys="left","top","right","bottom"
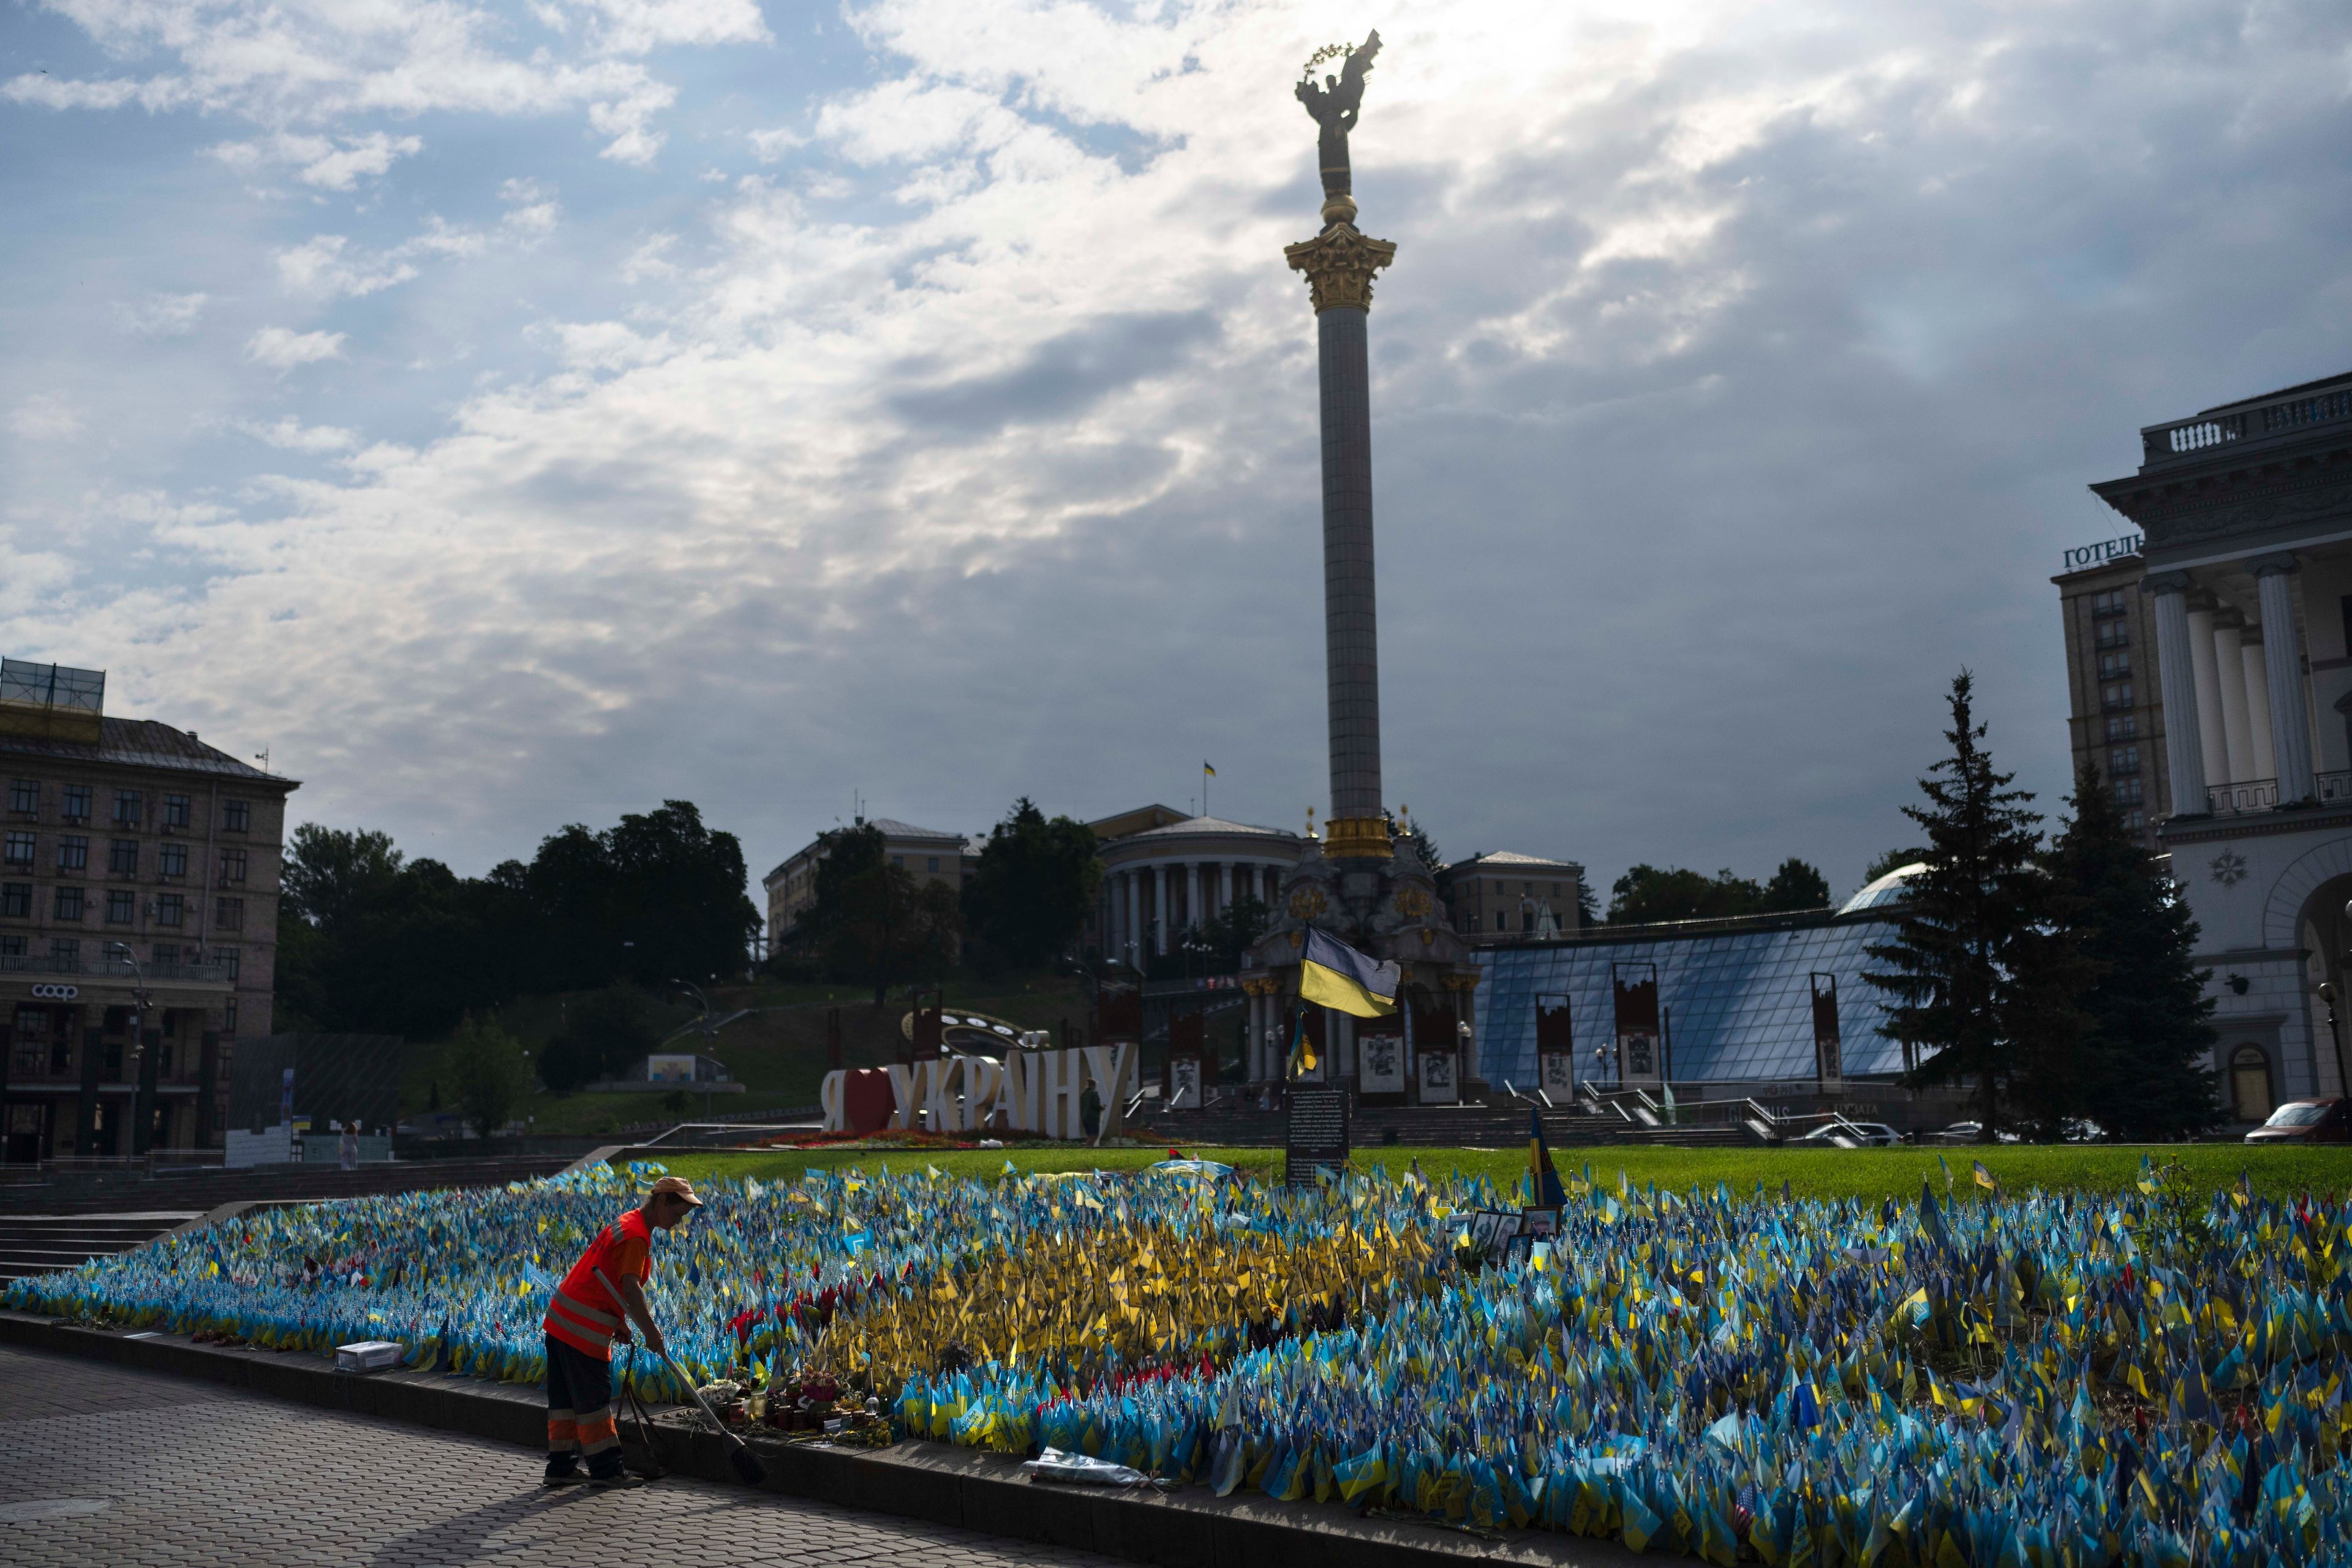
{"left": 544, "top": 1210, "right": 652, "bottom": 1361}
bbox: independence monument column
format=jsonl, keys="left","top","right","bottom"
{"left": 1287, "top": 32, "right": 1396, "bottom": 862}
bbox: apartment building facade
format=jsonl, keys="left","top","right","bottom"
{"left": 763, "top": 816, "right": 972, "bottom": 947}
{"left": 0, "top": 660, "right": 296, "bottom": 1161}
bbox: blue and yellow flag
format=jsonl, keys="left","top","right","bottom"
{"left": 1300, "top": 927, "right": 1400, "bottom": 1017}
{"left": 1286, "top": 1009, "right": 1319, "bottom": 1078}
{"left": 1528, "top": 1106, "right": 1566, "bottom": 1207}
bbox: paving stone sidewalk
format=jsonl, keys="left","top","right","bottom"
{"left": 0, "top": 1344, "right": 1121, "bottom": 1568}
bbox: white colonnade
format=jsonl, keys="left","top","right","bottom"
{"left": 2146, "top": 558, "right": 2320, "bottom": 812}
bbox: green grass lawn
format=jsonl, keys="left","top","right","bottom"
{"left": 649, "top": 1140, "right": 2352, "bottom": 1202}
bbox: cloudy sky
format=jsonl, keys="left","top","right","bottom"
{"left": 4, "top": 0, "right": 2349, "bottom": 904}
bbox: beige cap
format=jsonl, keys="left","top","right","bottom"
{"left": 649, "top": 1175, "right": 704, "bottom": 1207}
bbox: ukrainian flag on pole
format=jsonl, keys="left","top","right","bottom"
{"left": 1299, "top": 928, "right": 1400, "bottom": 1017}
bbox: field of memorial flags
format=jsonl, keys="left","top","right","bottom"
{"left": 9, "top": 1153, "right": 2352, "bottom": 1564}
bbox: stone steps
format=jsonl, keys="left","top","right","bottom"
{"left": 0, "top": 1213, "right": 199, "bottom": 1283}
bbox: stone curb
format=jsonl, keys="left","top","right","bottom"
{"left": 0, "top": 1309, "right": 1632, "bottom": 1568}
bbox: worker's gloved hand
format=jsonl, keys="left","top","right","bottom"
{"left": 614, "top": 1324, "right": 633, "bottom": 1346}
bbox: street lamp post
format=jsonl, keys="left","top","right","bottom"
{"left": 106, "top": 942, "right": 153, "bottom": 1156}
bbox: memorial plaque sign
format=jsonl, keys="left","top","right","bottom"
{"left": 1285, "top": 1087, "right": 1349, "bottom": 1186}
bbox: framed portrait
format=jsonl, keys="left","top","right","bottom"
{"left": 1518, "top": 1206, "right": 1560, "bottom": 1240}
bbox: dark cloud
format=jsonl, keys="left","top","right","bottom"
{"left": 889, "top": 309, "right": 1221, "bottom": 434}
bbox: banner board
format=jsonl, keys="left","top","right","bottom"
{"left": 1535, "top": 994, "right": 1575, "bottom": 1099}
{"left": 1284, "top": 1087, "right": 1349, "bottom": 1186}
{"left": 1612, "top": 962, "right": 1662, "bottom": 1089}
{"left": 1810, "top": 972, "right": 1844, "bottom": 1093}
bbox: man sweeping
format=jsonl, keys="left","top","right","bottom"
{"left": 541, "top": 1174, "right": 702, "bottom": 1487}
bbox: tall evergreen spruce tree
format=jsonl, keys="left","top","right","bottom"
{"left": 1864, "top": 673, "right": 2087, "bottom": 1141}
{"left": 2043, "top": 764, "right": 2221, "bottom": 1139}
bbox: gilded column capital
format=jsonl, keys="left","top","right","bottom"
{"left": 1284, "top": 222, "right": 1397, "bottom": 313}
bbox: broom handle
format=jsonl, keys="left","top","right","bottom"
{"left": 593, "top": 1266, "right": 730, "bottom": 1438}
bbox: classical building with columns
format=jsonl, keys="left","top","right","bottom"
{"left": 2090, "top": 369, "right": 2352, "bottom": 1122}
{"left": 1089, "top": 811, "right": 1303, "bottom": 968}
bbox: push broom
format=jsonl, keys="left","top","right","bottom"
{"left": 597, "top": 1267, "right": 767, "bottom": 1485}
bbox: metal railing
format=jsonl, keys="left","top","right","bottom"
{"left": 2321, "top": 770, "right": 2352, "bottom": 806}
{"left": 2208, "top": 778, "right": 2280, "bottom": 817}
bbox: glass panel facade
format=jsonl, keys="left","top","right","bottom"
{"left": 1474, "top": 911, "right": 1907, "bottom": 1087}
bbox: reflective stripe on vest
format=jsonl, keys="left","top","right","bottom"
{"left": 550, "top": 1287, "right": 621, "bottom": 1338}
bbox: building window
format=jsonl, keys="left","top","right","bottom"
{"left": 215, "top": 897, "right": 243, "bottom": 931}
{"left": 162, "top": 793, "right": 190, "bottom": 830}
{"left": 926, "top": 856, "right": 940, "bottom": 873}
{"left": 61, "top": 785, "right": 90, "bottom": 823}
{"left": 0, "top": 883, "right": 28, "bottom": 918}
{"left": 213, "top": 948, "right": 240, "bottom": 983}
{"left": 2108, "top": 745, "right": 2141, "bottom": 775}
{"left": 156, "top": 893, "right": 184, "bottom": 927}
{"left": 2113, "top": 777, "right": 2144, "bottom": 806}
{"left": 2090, "top": 590, "right": 2130, "bottom": 618}
{"left": 6, "top": 779, "right": 34, "bottom": 815}
{"left": 2100, "top": 681, "right": 2134, "bottom": 710}
{"left": 50, "top": 937, "right": 78, "bottom": 968}
{"left": 2124, "top": 809, "right": 2145, "bottom": 830}
{"left": 0, "top": 933, "right": 22, "bottom": 956}
{"left": 111, "top": 791, "right": 141, "bottom": 826}
{"left": 58, "top": 835, "right": 88, "bottom": 870}
{"left": 889, "top": 855, "right": 903, "bottom": 869}
{"left": 2097, "top": 650, "right": 2132, "bottom": 679}
{"left": 54, "top": 886, "right": 85, "bottom": 920}
{"left": 222, "top": 799, "right": 250, "bottom": 833}
{"left": 217, "top": 848, "right": 247, "bottom": 887}
{"left": 2105, "top": 714, "right": 2139, "bottom": 741}
{"left": 158, "top": 843, "right": 187, "bottom": 880}
{"left": 153, "top": 943, "right": 179, "bottom": 967}
{"left": 2094, "top": 622, "right": 2130, "bottom": 650}
{"left": 2, "top": 831, "right": 31, "bottom": 869}
{"left": 109, "top": 839, "right": 138, "bottom": 876}
{"left": 105, "top": 889, "right": 134, "bottom": 924}
{"left": 224, "top": 997, "right": 238, "bottom": 1036}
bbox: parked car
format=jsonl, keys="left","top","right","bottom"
{"left": 1798, "top": 1120, "right": 1902, "bottom": 1147}
{"left": 2245, "top": 1098, "right": 2351, "bottom": 1144}
{"left": 1927, "top": 1121, "right": 2020, "bottom": 1144}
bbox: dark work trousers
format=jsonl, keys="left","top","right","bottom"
{"left": 545, "top": 1333, "right": 625, "bottom": 1477}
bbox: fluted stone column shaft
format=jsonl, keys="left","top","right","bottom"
{"left": 1153, "top": 869, "right": 1169, "bottom": 955}
{"left": 2241, "top": 632, "right": 2276, "bottom": 783}
{"left": 2185, "top": 606, "right": 2229, "bottom": 790}
{"left": 2147, "top": 576, "right": 2209, "bottom": 815}
{"left": 2254, "top": 557, "right": 2317, "bottom": 800}
{"left": 1318, "top": 304, "right": 1383, "bottom": 821}
{"left": 1219, "top": 862, "right": 1233, "bottom": 911}
{"left": 1185, "top": 861, "right": 1202, "bottom": 933}
{"left": 2215, "top": 620, "right": 2255, "bottom": 784}
{"left": 1125, "top": 872, "right": 1142, "bottom": 965}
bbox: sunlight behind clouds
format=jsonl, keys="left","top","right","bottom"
{"left": 2, "top": 0, "right": 2349, "bottom": 891}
